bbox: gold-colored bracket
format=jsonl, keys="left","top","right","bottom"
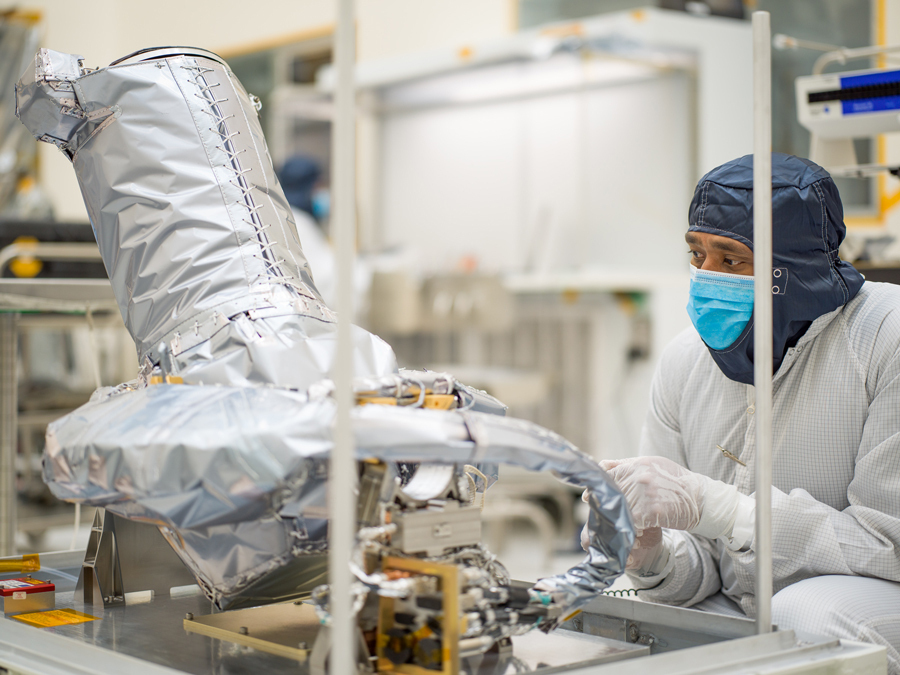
{"left": 376, "top": 556, "right": 459, "bottom": 675}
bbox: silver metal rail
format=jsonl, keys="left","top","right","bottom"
{"left": 0, "top": 242, "right": 102, "bottom": 275}
{"left": 0, "top": 313, "right": 17, "bottom": 556}
{"left": 813, "top": 43, "right": 900, "bottom": 75}
{"left": 752, "top": 10, "right": 774, "bottom": 635}
{"left": 329, "top": 0, "right": 358, "bottom": 672}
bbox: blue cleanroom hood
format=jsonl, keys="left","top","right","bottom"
{"left": 687, "top": 153, "right": 864, "bottom": 384}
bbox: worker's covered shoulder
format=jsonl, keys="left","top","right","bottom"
{"left": 655, "top": 326, "right": 711, "bottom": 387}
{"left": 842, "top": 281, "right": 900, "bottom": 366}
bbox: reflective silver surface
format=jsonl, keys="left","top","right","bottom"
{"left": 0, "top": 589, "right": 647, "bottom": 674}
{"left": 16, "top": 46, "right": 633, "bottom": 618}
{"left": 9, "top": 589, "right": 303, "bottom": 674}
{"left": 17, "top": 47, "right": 396, "bottom": 386}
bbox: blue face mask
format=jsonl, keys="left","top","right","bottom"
{"left": 312, "top": 187, "right": 330, "bottom": 222}
{"left": 686, "top": 266, "right": 754, "bottom": 350}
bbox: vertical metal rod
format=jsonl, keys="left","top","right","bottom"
{"left": 752, "top": 10, "right": 773, "bottom": 635}
{"left": 329, "top": 0, "right": 357, "bottom": 671}
{"left": 0, "top": 313, "right": 18, "bottom": 556}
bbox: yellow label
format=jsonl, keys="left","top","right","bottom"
{"left": 149, "top": 375, "right": 184, "bottom": 385}
{"left": 12, "top": 608, "right": 100, "bottom": 628}
{"left": 0, "top": 553, "right": 40, "bottom": 573}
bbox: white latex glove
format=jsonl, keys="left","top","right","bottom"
{"left": 601, "top": 456, "right": 755, "bottom": 551}
{"left": 579, "top": 488, "right": 664, "bottom": 561}
{"left": 626, "top": 527, "right": 663, "bottom": 570}
{"left": 581, "top": 520, "right": 667, "bottom": 564}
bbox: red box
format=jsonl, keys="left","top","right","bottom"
{"left": 1, "top": 577, "right": 56, "bottom": 615}
{"left": 0, "top": 578, "right": 55, "bottom": 596}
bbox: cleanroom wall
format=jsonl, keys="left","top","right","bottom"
{"left": 370, "top": 46, "right": 696, "bottom": 459}
{"left": 14, "top": 0, "right": 515, "bottom": 221}
{"left": 377, "top": 60, "right": 693, "bottom": 275}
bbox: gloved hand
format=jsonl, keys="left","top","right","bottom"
{"left": 626, "top": 526, "right": 663, "bottom": 570}
{"left": 600, "top": 456, "right": 755, "bottom": 551}
{"left": 582, "top": 518, "right": 666, "bottom": 563}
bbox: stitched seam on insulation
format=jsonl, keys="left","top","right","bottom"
{"left": 224, "top": 68, "right": 306, "bottom": 284}
{"left": 198, "top": 73, "right": 276, "bottom": 283}
{"left": 196, "top": 70, "right": 301, "bottom": 293}
{"left": 70, "top": 110, "right": 119, "bottom": 163}
{"left": 169, "top": 58, "right": 255, "bottom": 287}
{"left": 67, "top": 80, "right": 94, "bottom": 162}
{"left": 181, "top": 60, "right": 294, "bottom": 293}
{"left": 152, "top": 292, "right": 336, "bottom": 359}
{"left": 215, "top": 101, "right": 308, "bottom": 295}
{"left": 142, "top": 296, "right": 262, "bottom": 357}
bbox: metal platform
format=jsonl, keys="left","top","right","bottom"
{"left": 0, "top": 549, "right": 886, "bottom": 675}
{"left": 0, "top": 550, "right": 650, "bottom": 674}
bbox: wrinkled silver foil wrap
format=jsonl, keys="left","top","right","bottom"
{"left": 17, "top": 47, "right": 633, "bottom": 615}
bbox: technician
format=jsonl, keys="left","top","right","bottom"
{"left": 603, "top": 153, "right": 900, "bottom": 673}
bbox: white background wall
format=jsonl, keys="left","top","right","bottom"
{"left": 378, "top": 59, "right": 693, "bottom": 275}
{"left": 367, "top": 9, "right": 752, "bottom": 457}
{"left": 4, "top": 0, "right": 515, "bottom": 221}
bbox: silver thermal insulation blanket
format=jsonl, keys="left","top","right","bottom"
{"left": 16, "top": 47, "right": 633, "bottom": 615}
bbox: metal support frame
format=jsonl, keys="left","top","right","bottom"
{"left": 0, "top": 281, "right": 117, "bottom": 559}
{"left": 0, "top": 242, "right": 102, "bottom": 275}
{"left": 76, "top": 509, "right": 125, "bottom": 607}
{"left": 75, "top": 510, "right": 197, "bottom": 607}
{"left": 752, "top": 10, "right": 774, "bottom": 634}
{"left": 329, "top": 0, "right": 358, "bottom": 673}
{"left": 0, "top": 312, "right": 18, "bottom": 557}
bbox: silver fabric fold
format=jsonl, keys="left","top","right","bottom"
{"left": 17, "top": 47, "right": 395, "bottom": 388}
{"left": 44, "top": 380, "right": 632, "bottom": 613}
{"left": 18, "top": 46, "right": 633, "bottom": 618}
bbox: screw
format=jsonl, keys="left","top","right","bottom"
{"left": 298, "top": 641, "right": 308, "bottom": 650}
{"left": 628, "top": 624, "right": 640, "bottom": 643}
{"left": 185, "top": 613, "right": 194, "bottom": 621}
{"left": 239, "top": 626, "right": 249, "bottom": 635}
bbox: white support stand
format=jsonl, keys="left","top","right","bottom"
{"left": 752, "top": 11, "right": 774, "bottom": 635}
{"left": 329, "top": 0, "right": 358, "bottom": 672}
